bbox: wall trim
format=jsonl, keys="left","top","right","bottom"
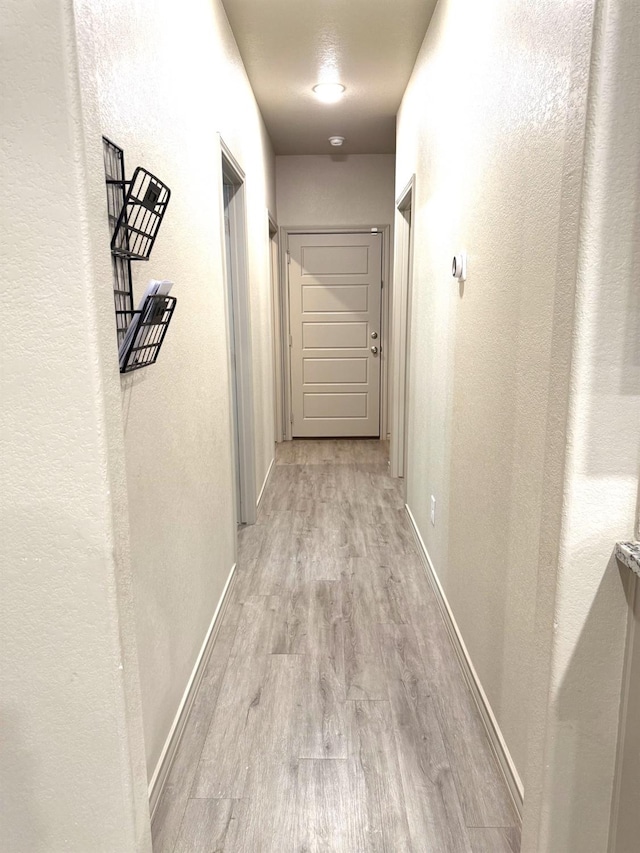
{"left": 257, "top": 456, "right": 275, "bottom": 510}
{"left": 148, "top": 562, "right": 237, "bottom": 819}
{"left": 405, "top": 504, "right": 525, "bottom": 818}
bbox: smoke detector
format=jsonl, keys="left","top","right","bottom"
{"left": 328, "top": 136, "right": 345, "bottom": 147}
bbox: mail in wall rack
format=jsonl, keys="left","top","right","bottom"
{"left": 118, "top": 292, "right": 176, "bottom": 373}
{"left": 102, "top": 136, "right": 175, "bottom": 373}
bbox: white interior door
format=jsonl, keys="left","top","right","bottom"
{"left": 288, "top": 232, "right": 382, "bottom": 438}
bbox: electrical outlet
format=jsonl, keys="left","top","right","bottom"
{"left": 430, "top": 495, "right": 436, "bottom": 526}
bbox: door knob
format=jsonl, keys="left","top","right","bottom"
{"left": 371, "top": 331, "right": 378, "bottom": 339}
{"left": 371, "top": 346, "right": 378, "bottom": 355}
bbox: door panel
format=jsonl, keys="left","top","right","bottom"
{"left": 301, "top": 244, "right": 370, "bottom": 275}
{"left": 289, "top": 232, "right": 382, "bottom": 437}
{"left": 303, "top": 322, "right": 368, "bottom": 349}
{"left": 303, "top": 358, "right": 368, "bottom": 385}
{"left": 303, "top": 392, "right": 367, "bottom": 419}
{"left": 302, "top": 285, "right": 368, "bottom": 313}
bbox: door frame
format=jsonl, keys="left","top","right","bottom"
{"left": 217, "top": 134, "right": 257, "bottom": 525}
{"left": 267, "top": 211, "right": 286, "bottom": 443}
{"left": 278, "top": 224, "right": 391, "bottom": 442}
{"left": 390, "top": 176, "right": 415, "bottom": 479}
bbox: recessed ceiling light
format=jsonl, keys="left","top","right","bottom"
{"left": 328, "top": 136, "right": 345, "bottom": 147}
{"left": 313, "top": 83, "right": 346, "bottom": 103}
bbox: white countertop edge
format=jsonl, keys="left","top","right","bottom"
{"left": 615, "top": 541, "right": 640, "bottom": 577}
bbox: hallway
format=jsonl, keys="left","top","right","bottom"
{"left": 152, "top": 440, "right": 520, "bottom": 852}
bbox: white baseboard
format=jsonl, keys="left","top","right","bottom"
{"left": 405, "top": 504, "right": 524, "bottom": 819}
{"left": 148, "top": 562, "right": 237, "bottom": 819}
{"left": 256, "top": 456, "right": 275, "bottom": 510}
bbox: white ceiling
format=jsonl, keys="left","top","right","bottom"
{"left": 221, "top": 0, "right": 438, "bottom": 155}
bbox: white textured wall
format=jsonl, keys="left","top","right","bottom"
{"left": 523, "top": 0, "right": 640, "bottom": 849}
{"left": 73, "top": 0, "right": 276, "bottom": 779}
{"left": 395, "top": 0, "right": 597, "bottom": 788}
{"left": 1, "top": 0, "right": 150, "bottom": 849}
{"left": 276, "top": 154, "right": 395, "bottom": 227}
{"left": 397, "top": 0, "right": 640, "bottom": 848}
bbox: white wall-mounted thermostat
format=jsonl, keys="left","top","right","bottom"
{"left": 452, "top": 252, "right": 467, "bottom": 282}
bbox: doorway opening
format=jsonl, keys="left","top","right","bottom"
{"left": 390, "top": 176, "right": 415, "bottom": 479}
{"left": 220, "top": 138, "right": 257, "bottom": 525}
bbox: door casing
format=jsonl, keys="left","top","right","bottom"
{"left": 268, "top": 212, "right": 286, "bottom": 443}
{"left": 278, "top": 225, "right": 392, "bottom": 442}
{"left": 390, "top": 176, "right": 415, "bottom": 479}
{"left": 217, "top": 135, "right": 257, "bottom": 525}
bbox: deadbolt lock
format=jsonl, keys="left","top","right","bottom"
{"left": 371, "top": 331, "right": 378, "bottom": 339}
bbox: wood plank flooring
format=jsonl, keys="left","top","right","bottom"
{"left": 152, "top": 440, "right": 520, "bottom": 852}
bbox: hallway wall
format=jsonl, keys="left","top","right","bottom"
{"left": 522, "top": 0, "right": 640, "bottom": 848}
{"left": 397, "top": 1, "right": 640, "bottom": 849}
{"left": 276, "top": 154, "right": 395, "bottom": 228}
{"left": 72, "top": 0, "right": 276, "bottom": 782}
{"left": 394, "top": 0, "right": 599, "bottom": 799}
{"left": 1, "top": 0, "right": 150, "bottom": 849}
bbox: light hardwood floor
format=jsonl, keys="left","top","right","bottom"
{"left": 152, "top": 440, "right": 520, "bottom": 852}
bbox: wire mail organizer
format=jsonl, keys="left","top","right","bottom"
{"left": 109, "top": 166, "right": 171, "bottom": 261}
{"left": 118, "top": 292, "right": 176, "bottom": 373}
{"left": 102, "top": 136, "right": 175, "bottom": 373}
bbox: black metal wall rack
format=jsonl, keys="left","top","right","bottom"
{"left": 102, "top": 136, "right": 175, "bottom": 373}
